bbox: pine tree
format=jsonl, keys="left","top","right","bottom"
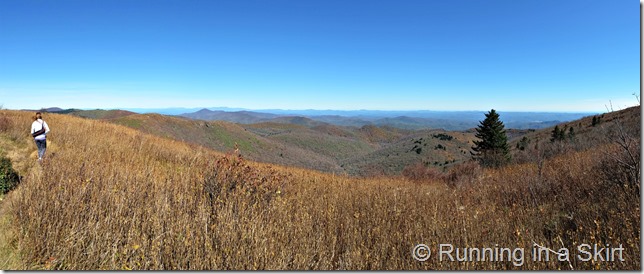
{"left": 550, "top": 125, "right": 567, "bottom": 142}
{"left": 516, "top": 136, "right": 530, "bottom": 151}
{"left": 551, "top": 125, "right": 561, "bottom": 142}
{"left": 471, "top": 109, "right": 510, "bottom": 167}
{"left": 561, "top": 126, "right": 568, "bottom": 140}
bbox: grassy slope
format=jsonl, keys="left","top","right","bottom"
{"left": 0, "top": 109, "right": 639, "bottom": 270}
{"left": 509, "top": 106, "right": 640, "bottom": 162}
{"left": 245, "top": 122, "right": 378, "bottom": 161}
{"left": 509, "top": 105, "right": 640, "bottom": 145}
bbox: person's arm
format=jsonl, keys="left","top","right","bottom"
{"left": 44, "top": 121, "right": 50, "bottom": 135}
{"left": 30, "top": 122, "right": 36, "bottom": 135}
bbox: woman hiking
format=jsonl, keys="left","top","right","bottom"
{"left": 31, "top": 112, "right": 50, "bottom": 161}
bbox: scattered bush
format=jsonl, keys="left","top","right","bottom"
{"left": 432, "top": 133, "right": 453, "bottom": 141}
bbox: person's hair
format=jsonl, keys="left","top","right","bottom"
{"left": 34, "top": 112, "right": 42, "bottom": 121}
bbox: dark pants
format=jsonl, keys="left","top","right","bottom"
{"left": 35, "top": 139, "right": 47, "bottom": 159}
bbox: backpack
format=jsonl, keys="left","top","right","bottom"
{"left": 32, "top": 120, "right": 46, "bottom": 138}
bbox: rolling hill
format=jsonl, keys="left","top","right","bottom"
{"left": 20, "top": 108, "right": 136, "bottom": 120}
{"left": 103, "top": 113, "right": 477, "bottom": 176}
{"left": 108, "top": 113, "right": 344, "bottom": 173}
{"left": 65, "top": 109, "right": 136, "bottom": 120}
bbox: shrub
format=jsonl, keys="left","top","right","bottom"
{"left": 598, "top": 136, "right": 640, "bottom": 196}
{"left": 444, "top": 161, "right": 481, "bottom": 188}
{"left": 203, "top": 153, "right": 286, "bottom": 209}
{"left": 0, "top": 156, "right": 19, "bottom": 194}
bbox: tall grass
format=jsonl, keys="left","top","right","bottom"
{"left": 0, "top": 110, "right": 639, "bottom": 270}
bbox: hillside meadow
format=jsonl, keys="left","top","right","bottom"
{"left": 0, "top": 109, "right": 639, "bottom": 270}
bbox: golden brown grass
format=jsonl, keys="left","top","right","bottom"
{"left": 0, "top": 196, "right": 26, "bottom": 270}
{"left": 0, "top": 110, "right": 639, "bottom": 270}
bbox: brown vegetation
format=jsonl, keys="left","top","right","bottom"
{"left": 0, "top": 109, "right": 639, "bottom": 270}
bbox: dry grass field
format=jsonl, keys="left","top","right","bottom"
{"left": 0, "top": 108, "right": 639, "bottom": 270}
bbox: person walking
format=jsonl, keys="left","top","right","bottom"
{"left": 31, "top": 112, "right": 50, "bottom": 161}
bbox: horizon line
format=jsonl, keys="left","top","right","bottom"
{"left": 9, "top": 106, "right": 606, "bottom": 114}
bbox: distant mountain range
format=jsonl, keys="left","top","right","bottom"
{"left": 25, "top": 106, "right": 596, "bottom": 131}
{"left": 176, "top": 108, "right": 595, "bottom": 131}
{"left": 181, "top": 109, "right": 279, "bottom": 124}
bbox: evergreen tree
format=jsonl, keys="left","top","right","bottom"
{"left": 550, "top": 125, "right": 567, "bottom": 142}
{"left": 591, "top": 116, "right": 601, "bottom": 127}
{"left": 471, "top": 109, "right": 510, "bottom": 167}
{"left": 516, "top": 136, "right": 530, "bottom": 151}
{"left": 551, "top": 125, "right": 561, "bottom": 142}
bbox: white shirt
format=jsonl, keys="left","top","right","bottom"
{"left": 31, "top": 119, "right": 50, "bottom": 141}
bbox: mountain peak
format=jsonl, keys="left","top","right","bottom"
{"left": 196, "top": 108, "right": 214, "bottom": 113}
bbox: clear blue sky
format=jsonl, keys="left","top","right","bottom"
{"left": 0, "top": 0, "right": 639, "bottom": 112}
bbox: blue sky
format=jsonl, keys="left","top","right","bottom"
{"left": 0, "top": 0, "right": 639, "bottom": 112}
